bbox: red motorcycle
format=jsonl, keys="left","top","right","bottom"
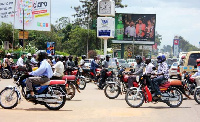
{"left": 125, "top": 74, "right": 183, "bottom": 108}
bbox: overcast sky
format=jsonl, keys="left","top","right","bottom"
{"left": 51, "top": 0, "right": 200, "bottom": 48}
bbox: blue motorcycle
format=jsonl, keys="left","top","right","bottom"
{"left": 0, "top": 74, "right": 67, "bottom": 110}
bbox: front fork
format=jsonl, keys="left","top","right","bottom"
{"left": 5, "top": 86, "right": 21, "bottom": 104}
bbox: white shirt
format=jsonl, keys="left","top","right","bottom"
{"left": 145, "top": 63, "right": 154, "bottom": 74}
{"left": 125, "top": 26, "right": 136, "bottom": 37}
{"left": 80, "top": 59, "right": 85, "bottom": 68}
{"left": 31, "top": 57, "right": 38, "bottom": 64}
{"left": 192, "top": 66, "right": 200, "bottom": 77}
{"left": 17, "top": 57, "right": 24, "bottom": 66}
{"left": 53, "top": 61, "right": 64, "bottom": 77}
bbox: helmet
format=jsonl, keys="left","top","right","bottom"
{"left": 57, "top": 56, "right": 62, "bottom": 61}
{"left": 157, "top": 55, "right": 162, "bottom": 63}
{"left": 181, "top": 55, "right": 186, "bottom": 59}
{"left": 82, "top": 55, "right": 86, "bottom": 59}
{"left": 27, "top": 53, "right": 32, "bottom": 57}
{"left": 161, "top": 55, "right": 166, "bottom": 62}
{"left": 7, "top": 53, "right": 11, "bottom": 56}
{"left": 106, "top": 55, "right": 110, "bottom": 58}
{"left": 37, "top": 51, "right": 47, "bottom": 62}
{"left": 145, "top": 58, "right": 151, "bottom": 64}
{"left": 197, "top": 59, "right": 200, "bottom": 66}
{"left": 68, "top": 55, "right": 73, "bottom": 59}
{"left": 135, "top": 55, "right": 142, "bottom": 63}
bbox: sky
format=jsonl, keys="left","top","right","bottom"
{"left": 50, "top": 0, "right": 200, "bottom": 49}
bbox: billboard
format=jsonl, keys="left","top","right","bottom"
{"left": 115, "top": 13, "right": 156, "bottom": 45}
{"left": 173, "top": 39, "right": 179, "bottom": 57}
{"left": 0, "top": 0, "right": 51, "bottom": 31}
{"left": 47, "top": 42, "right": 55, "bottom": 56}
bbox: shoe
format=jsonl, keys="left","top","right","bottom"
{"left": 26, "top": 94, "right": 36, "bottom": 100}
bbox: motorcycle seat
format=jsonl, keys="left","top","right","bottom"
{"left": 160, "top": 81, "right": 170, "bottom": 87}
{"left": 41, "top": 80, "right": 66, "bottom": 86}
{"left": 62, "top": 75, "right": 76, "bottom": 81}
{"left": 170, "top": 80, "right": 182, "bottom": 86}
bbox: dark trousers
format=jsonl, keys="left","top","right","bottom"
{"left": 6, "top": 65, "right": 13, "bottom": 77}
{"left": 26, "top": 77, "right": 50, "bottom": 91}
{"left": 152, "top": 76, "right": 165, "bottom": 95}
{"left": 99, "top": 69, "right": 107, "bottom": 89}
{"left": 91, "top": 68, "right": 97, "bottom": 81}
{"left": 128, "top": 75, "right": 136, "bottom": 88}
{"left": 51, "top": 76, "right": 62, "bottom": 80}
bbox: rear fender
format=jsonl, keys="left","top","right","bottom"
{"left": 4, "top": 86, "right": 21, "bottom": 103}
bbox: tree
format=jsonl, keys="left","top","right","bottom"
{"left": 72, "top": 0, "right": 127, "bottom": 28}
{"left": 179, "top": 36, "right": 198, "bottom": 52}
{"left": 155, "top": 31, "right": 161, "bottom": 46}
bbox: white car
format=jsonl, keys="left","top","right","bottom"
{"left": 169, "top": 62, "right": 178, "bottom": 79}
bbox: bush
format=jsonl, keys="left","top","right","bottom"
{"left": 88, "top": 50, "right": 97, "bottom": 58}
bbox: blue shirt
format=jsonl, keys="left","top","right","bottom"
{"left": 30, "top": 59, "right": 53, "bottom": 78}
{"left": 90, "top": 60, "right": 99, "bottom": 70}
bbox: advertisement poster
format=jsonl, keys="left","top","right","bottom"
{"left": 14, "top": 0, "right": 51, "bottom": 31}
{"left": 115, "top": 13, "right": 156, "bottom": 45}
{"left": 0, "top": 0, "right": 15, "bottom": 23}
{"left": 47, "top": 42, "right": 55, "bottom": 56}
{"left": 173, "top": 39, "right": 179, "bottom": 57}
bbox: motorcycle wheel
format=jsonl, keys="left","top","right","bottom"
{"left": 44, "top": 88, "right": 66, "bottom": 110}
{"left": 0, "top": 88, "right": 18, "bottom": 109}
{"left": 1, "top": 71, "right": 8, "bottom": 79}
{"left": 104, "top": 84, "right": 120, "bottom": 99}
{"left": 66, "top": 83, "right": 76, "bottom": 100}
{"left": 194, "top": 88, "right": 200, "bottom": 104}
{"left": 166, "top": 87, "right": 183, "bottom": 108}
{"left": 78, "top": 78, "right": 86, "bottom": 90}
{"left": 125, "top": 89, "right": 144, "bottom": 108}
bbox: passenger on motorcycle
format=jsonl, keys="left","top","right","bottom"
{"left": 98, "top": 55, "right": 110, "bottom": 89}
{"left": 152, "top": 55, "right": 169, "bottom": 97}
{"left": 80, "top": 55, "right": 86, "bottom": 68}
{"left": 25, "top": 53, "right": 33, "bottom": 72}
{"left": 47, "top": 54, "right": 53, "bottom": 66}
{"left": 51, "top": 56, "right": 64, "bottom": 80}
{"left": 144, "top": 58, "right": 155, "bottom": 90}
{"left": 90, "top": 56, "right": 99, "bottom": 82}
{"left": 26, "top": 51, "right": 53, "bottom": 99}
{"left": 191, "top": 59, "right": 200, "bottom": 77}
{"left": 128, "top": 55, "right": 144, "bottom": 88}
{"left": 74, "top": 57, "right": 79, "bottom": 67}
{"left": 65, "top": 55, "right": 75, "bottom": 75}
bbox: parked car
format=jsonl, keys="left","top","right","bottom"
{"left": 167, "top": 58, "right": 178, "bottom": 68}
{"left": 169, "top": 62, "right": 178, "bottom": 79}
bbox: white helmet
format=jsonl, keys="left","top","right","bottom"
{"left": 27, "top": 53, "right": 32, "bottom": 57}
{"left": 7, "top": 53, "right": 11, "bottom": 56}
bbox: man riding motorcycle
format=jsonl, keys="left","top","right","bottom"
{"left": 98, "top": 55, "right": 110, "bottom": 89}
{"left": 26, "top": 51, "right": 53, "bottom": 99}
{"left": 152, "top": 55, "right": 169, "bottom": 98}
{"left": 144, "top": 58, "right": 155, "bottom": 90}
{"left": 65, "top": 55, "right": 75, "bottom": 75}
{"left": 191, "top": 59, "right": 200, "bottom": 78}
{"left": 80, "top": 55, "right": 86, "bottom": 68}
{"left": 128, "top": 55, "right": 144, "bottom": 88}
{"left": 52, "top": 56, "right": 64, "bottom": 80}
{"left": 90, "top": 56, "right": 99, "bottom": 82}
{"left": 25, "top": 53, "right": 33, "bottom": 72}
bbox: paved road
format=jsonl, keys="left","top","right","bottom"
{"left": 0, "top": 78, "right": 200, "bottom": 122}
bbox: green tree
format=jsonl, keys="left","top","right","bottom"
{"left": 155, "top": 31, "right": 161, "bottom": 46}
{"left": 179, "top": 36, "right": 198, "bottom": 52}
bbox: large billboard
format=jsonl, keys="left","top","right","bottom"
{"left": 115, "top": 13, "right": 156, "bottom": 45}
{"left": 0, "top": 0, "right": 51, "bottom": 31}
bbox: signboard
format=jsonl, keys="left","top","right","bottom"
{"left": 0, "top": 0, "right": 15, "bottom": 23}
{"left": 47, "top": 42, "right": 55, "bottom": 56}
{"left": 152, "top": 43, "right": 157, "bottom": 50}
{"left": 114, "top": 13, "right": 156, "bottom": 45}
{"left": 0, "top": 0, "right": 51, "bottom": 31}
{"left": 173, "top": 39, "right": 179, "bottom": 57}
{"left": 97, "top": 17, "right": 115, "bottom": 38}
{"left": 143, "top": 45, "right": 152, "bottom": 51}
{"left": 4, "top": 41, "right": 9, "bottom": 50}
{"left": 18, "top": 31, "right": 29, "bottom": 39}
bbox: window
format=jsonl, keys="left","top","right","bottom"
{"left": 188, "top": 53, "right": 200, "bottom": 66}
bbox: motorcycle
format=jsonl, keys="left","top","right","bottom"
{"left": 125, "top": 74, "right": 183, "bottom": 108}
{"left": 0, "top": 74, "right": 67, "bottom": 110}
{"left": 104, "top": 69, "right": 139, "bottom": 99}
{"left": 1, "top": 67, "right": 12, "bottom": 79}
{"left": 182, "top": 72, "right": 197, "bottom": 96}
{"left": 193, "top": 77, "right": 200, "bottom": 104}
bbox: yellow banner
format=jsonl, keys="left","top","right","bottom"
{"left": 35, "top": 13, "right": 50, "bottom": 18}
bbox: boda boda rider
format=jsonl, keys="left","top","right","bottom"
{"left": 144, "top": 58, "right": 155, "bottom": 90}
{"left": 80, "top": 55, "right": 86, "bottom": 68}
{"left": 128, "top": 55, "right": 144, "bottom": 88}
{"left": 65, "top": 55, "right": 75, "bottom": 75}
{"left": 25, "top": 53, "right": 33, "bottom": 72}
{"left": 51, "top": 56, "right": 64, "bottom": 80}
{"left": 152, "top": 55, "right": 169, "bottom": 98}
{"left": 98, "top": 55, "right": 110, "bottom": 89}
{"left": 90, "top": 56, "right": 99, "bottom": 82}
{"left": 26, "top": 51, "right": 53, "bottom": 99}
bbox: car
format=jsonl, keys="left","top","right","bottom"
{"left": 127, "top": 59, "right": 137, "bottom": 68}
{"left": 169, "top": 62, "right": 178, "bottom": 79}
{"left": 167, "top": 58, "right": 178, "bottom": 68}
{"left": 117, "top": 59, "right": 131, "bottom": 68}
{"left": 84, "top": 59, "right": 93, "bottom": 68}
